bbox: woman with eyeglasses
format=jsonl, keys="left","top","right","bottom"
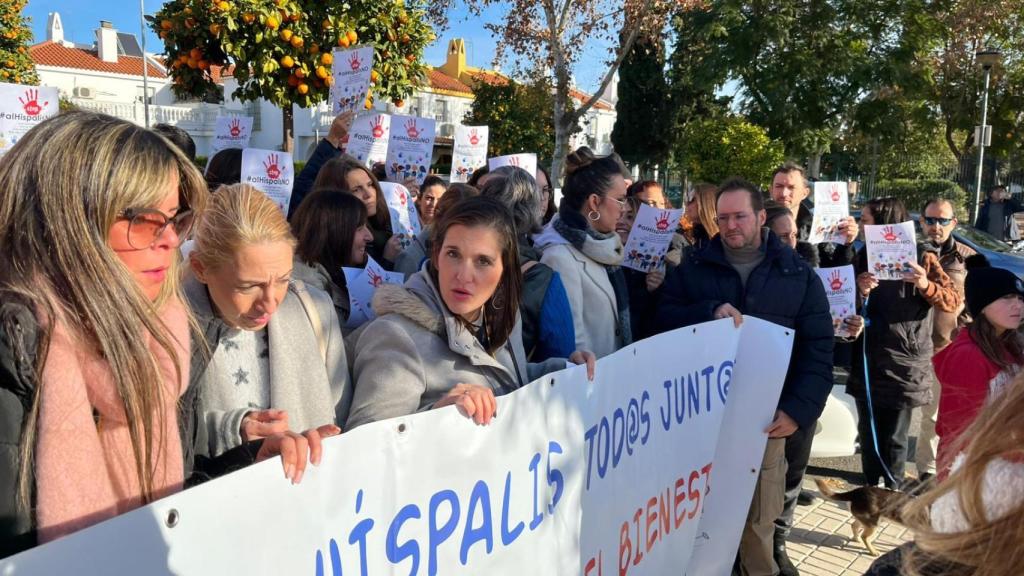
{"left": 534, "top": 147, "right": 632, "bottom": 358}
{"left": 186, "top": 184, "right": 352, "bottom": 460}
{"left": 0, "top": 113, "right": 331, "bottom": 557}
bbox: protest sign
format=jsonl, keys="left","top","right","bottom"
{"left": 342, "top": 255, "right": 404, "bottom": 329}
{"left": 0, "top": 318, "right": 793, "bottom": 576}
{"left": 329, "top": 45, "right": 374, "bottom": 116}
{"left": 346, "top": 112, "right": 390, "bottom": 167}
{"left": 240, "top": 148, "right": 294, "bottom": 212}
{"left": 385, "top": 114, "right": 435, "bottom": 185}
{"left": 489, "top": 153, "right": 537, "bottom": 177}
{"left": 808, "top": 182, "right": 850, "bottom": 244}
{"left": 865, "top": 221, "right": 918, "bottom": 281}
{"left": 622, "top": 204, "right": 686, "bottom": 273}
{"left": 210, "top": 116, "right": 253, "bottom": 156}
{"left": 0, "top": 82, "right": 59, "bottom": 156}
{"left": 450, "top": 125, "right": 488, "bottom": 183}
{"left": 379, "top": 181, "right": 422, "bottom": 248}
{"left": 815, "top": 266, "right": 857, "bottom": 338}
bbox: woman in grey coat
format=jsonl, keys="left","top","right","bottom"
{"left": 188, "top": 184, "right": 352, "bottom": 457}
{"left": 347, "top": 197, "right": 596, "bottom": 428}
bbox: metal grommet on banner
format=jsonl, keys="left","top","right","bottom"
{"left": 549, "top": 378, "right": 556, "bottom": 387}
{"left": 398, "top": 423, "right": 407, "bottom": 433}
{"left": 166, "top": 508, "right": 179, "bottom": 528}
{"left": 785, "top": 331, "right": 791, "bottom": 336}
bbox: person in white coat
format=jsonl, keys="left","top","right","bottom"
{"left": 535, "top": 147, "right": 632, "bottom": 358}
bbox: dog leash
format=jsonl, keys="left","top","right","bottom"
{"left": 860, "top": 295, "right": 901, "bottom": 489}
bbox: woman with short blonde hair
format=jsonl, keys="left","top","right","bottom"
{"left": 187, "top": 184, "right": 351, "bottom": 459}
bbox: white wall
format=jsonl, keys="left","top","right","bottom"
{"left": 36, "top": 65, "right": 176, "bottom": 105}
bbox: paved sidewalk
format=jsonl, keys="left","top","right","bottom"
{"left": 784, "top": 478, "right": 912, "bottom": 576}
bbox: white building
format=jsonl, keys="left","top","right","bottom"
{"left": 29, "top": 15, "right": 616, "bottom": 163}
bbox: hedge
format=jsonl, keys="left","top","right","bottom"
{"left": 873, "top": 179, "right": 969, "bottom": 219}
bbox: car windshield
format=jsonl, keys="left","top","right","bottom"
{"left": 953, "top": 224, "right": 1013, "bottom": 252}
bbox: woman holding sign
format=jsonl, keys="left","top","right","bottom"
{"left": 535, "top": 147, "right": 632, "bottom": 358}
{"left": 291, "top": 188, "right": 375, "bottom": 327}
{"left": 313, "top": 156, "right": 405, "bottom": 268}
{"left": 186, "top": 184, "right": 352, "bottom": 459}
{"left": 0, "top": 112, "right": 332, "bottom": 556}
{"left": 848, "top": 197, "right": 960, "bottom": 489}
{"left": 346, "top": 197, "right": 596, "bottom": 428}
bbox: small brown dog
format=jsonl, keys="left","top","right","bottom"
{"left": 814, "top": 478, "right": 912, "bottom": 556}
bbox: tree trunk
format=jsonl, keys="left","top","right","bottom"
{"left": 550, "top": 42, "right": 573, "bottom": 187}
{"left": 807, "top": 151, "right": 822, "bottom": 179}
{"left": 281, "top": 105, "right": 294, "bottom": 153}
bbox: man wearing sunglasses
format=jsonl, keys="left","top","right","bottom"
{"left": 914, "top": 198, "right": 976, "bottom": 485}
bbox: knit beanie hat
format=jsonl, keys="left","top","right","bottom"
{"left": 965, "top": 256, "right": 1024, "bottom": 317}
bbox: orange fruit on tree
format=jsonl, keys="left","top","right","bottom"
{"left": 370, "top": 70, "right": 379, "bottom": 82}
{"left": 209, "top": 23, "right": 222, "bottom": 34}
{"left": 338, "top": 35, "right": 350, "bottom": 47}
{"left": 297, "top": 82, "right": 309, "bottom": 95}
{"left": 217, "top": 1, "right": 230, "bottom": 11}
{"left": 266, "top": 15, "right": 280, "bottom": 29}
{"left": 287, "top": 74, "right": 299, "bottom": 87}
{"left": 320, "top": 52, "right": 333, "bottom": 66}
{"left": 364, "top": 97, "right": 373, "bottom": 110}
{"left": 159, "top": 30, "right": 168, "bottom": 39}
{"left": 280, "top": 29, "right": 293, "bottom": 41}
{"left": 198, "top": 59, "right": 210, "bottom": 70}
{"left": 322, "top": 18, "right": 332, "bottom": 30}
{"left": 289, "top": 13, "right": 300, "bottom": 22}
{"left": 315, "top": 65, "right": 328, "bottom": 79}
{"left": 324, "top": 76, "right": 334, "bottom": 86}
{"left": 187, "top": 57, "right": 198, "bottom": 69}
{"left": 242, "top": 12, "right": 255, "bottom": 23}
{"left": 290, "top": 36, "right": 304, "bottom": 48}
{"left": 347, "top": 30, "right": 358, "bottom": 44}
{"left": 189, "top": 47, "right": 202, "bottom": 59}
{"left": 280, "top": 55, "right": 294, "bottom": 68}
{"left": 309, "top": 43, "right": 320, "bottom": 54}
{"left": 294, "top": 68, "right": 305, "bottom": 78}
{"left": 160, "top": 19, "right": 173, "bottom": 30}
{"left": 393, "top": 98, "right": 404, "bottom": 107}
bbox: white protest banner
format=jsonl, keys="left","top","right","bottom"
{"left": 210, "top": 115, "right": 253, "bottom": 156}
{"left": 865, "top": 221, "right": 918, "bottom": 281}
{"left": 0, "top": 82, "right": 59, "bottom": 156}
{"left": 489, "top": 152, "right": 537, "bottom": 177}
{"left": 808, "top": 182, "right": 850, "bottom": 244}
{"left": 379, "top": 181, "right": 422, "bottom": 248}
{"left": 0, "top": 318, "right": 792, "bottom": 576}
{"left": 815, "top": 266, "right": 857, "bottom": 338}
{"left": 451, "top": 125, "right": 488, "bottom": 183}
{"left": 329, "top": 45, "right": 374, "bottom": 115}
{"left": 622, "top": 204, "right": 685, "bottom": 273}
{"left": 341, "top": 255, "right": 404, "bottom": 329}
{"left": 385, "top": 114, "right": 435, "bottom": 185}
{"left": 346, "top": 112, "right": 390, "bottom": 167}
{"left": 241, "top": 148, "right": 294, "bottom": 212}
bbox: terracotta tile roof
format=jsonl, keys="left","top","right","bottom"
{"left": 30, "top": 41, "right": 167, "bottom": 79}
{"left": 570, "top": 87, "right": 613, "bottom": 111}
{"left": 427, "top": 68, "right": 473, "bottom": 95}
{"left": 209, "top": 64, "right": 233, "bottom": 84}
{"left": 467, "top": 69, "right": 508, "bottom": 86}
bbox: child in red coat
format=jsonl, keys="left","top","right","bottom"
{"left": 933, "top": 260, "right": 1024, "bottom": 476}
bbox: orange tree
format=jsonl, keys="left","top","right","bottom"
{"left": 149, "top": 0, "right": 434, "bottom": 151}
{"left": 0, "top": 0, "right": 39, "bottom": 85}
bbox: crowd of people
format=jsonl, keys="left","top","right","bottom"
{"left": 0, "top": 110, "right": 1022, "bottom": 576}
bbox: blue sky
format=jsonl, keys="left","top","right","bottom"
{"left": 23, "top": 0, "right": 609, "bottom": 92}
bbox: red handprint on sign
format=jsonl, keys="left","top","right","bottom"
{"left": 882, "top": 226, "right": 898, "bottom": 242}
{"left": 469, "top": 129, "right": 480, "bottom": 145}
{"left": 371, "top": 115, "right": 385, "bottom": 138}
{"left": 229, "top": 118, "right": 243, "bottom": 137}
{"left": 405, "top": 119, "right": 420, "bottom": 138}
{"left": 263, "top": 154, "right": 282, "bottom": 180}
{"left": 829, "top": 270, "right": 844, "bottom": 291}
{"left": 508, "top": 156, "right": 521, "bottom": 167}
{"left": 830, "top": 184, "right": 841, "bottom": 202}
{"left": 349, "top": 53, "right": 362, "bottom": 71}
{"left": 655, "top": 211, "right": 671, "bottom": 231}
{"left": 18, "top": 89, "right": 48, "bottom": 117}
{"left": 366, "top": 268, "right": 384, "bottom": 288}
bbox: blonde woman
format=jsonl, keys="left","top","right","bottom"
{"left": 0, "top": 112, "right": 331, "bottom": 557}
{"left": 864, "top": 372, "right": 1024, "bottom": 576}
{"left": 186, "top": 184, "right": 352, "bottom": 459}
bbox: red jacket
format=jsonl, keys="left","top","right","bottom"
{"left": 933, "top": 329, "right": 1020, "bottom": 472}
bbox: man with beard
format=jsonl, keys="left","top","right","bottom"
{"left": 657, "top": 178, "right": 833, "bottom": 576}
{"left": 770, "top": 162, "right": 858, "bottom": 267}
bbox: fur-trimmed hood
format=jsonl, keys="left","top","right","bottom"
{"left": 371, "top": 271, "right": 445, "bottom": 334}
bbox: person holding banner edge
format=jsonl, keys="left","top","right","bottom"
{"left": 0, "top": 112, "right": 333, "bottom": 559}
{"left": 346, "top": 197, "right": 596, "bottom": 428}
{"left": 655, "top": 177, "right": 834, "bottom": 576}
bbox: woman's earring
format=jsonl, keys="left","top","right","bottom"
{"left": 587, "top": 210, "right": 601, "bottom": 222}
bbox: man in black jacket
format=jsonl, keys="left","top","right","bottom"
{"left": 770, "top": 161, "right": 858, "bottom": 268}
{"left": 974, "top": 185, "right": 1024, "bottom": 241}
{"left": 656, "top": 178, "right": 834, "bottom": 576}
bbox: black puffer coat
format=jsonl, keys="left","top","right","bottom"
{"left": 655, "top": 230, "right": 835, "bottom": 430}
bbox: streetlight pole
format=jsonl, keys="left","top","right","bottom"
{"left": 140, "top": 0, "right": 150, "bottom": 128}
{"left": 972, "top": 49, "right": 1001, "bottom": 225}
